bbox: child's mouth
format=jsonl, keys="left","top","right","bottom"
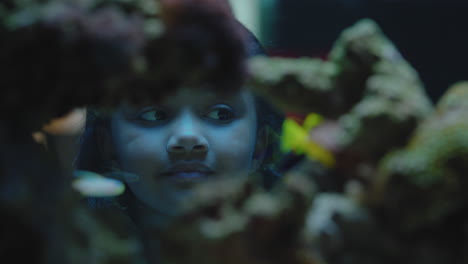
{"left": 167, "top": 171, "right": 212, "bottom": 181}
{"left": 162, "top": 163, "right": 215, "bottom": 184}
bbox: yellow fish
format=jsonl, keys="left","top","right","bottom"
{"left": 281, "top": 113, "right": 335, "bottom": 167}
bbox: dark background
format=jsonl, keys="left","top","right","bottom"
{"left": 266, "top": 0, "right": 468, "bottom": 101}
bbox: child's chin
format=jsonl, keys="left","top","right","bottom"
{"left": 148, "top": 187, "right": 196, "bottom": 216}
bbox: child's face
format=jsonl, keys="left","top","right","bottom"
{"left": 110, "top": 88, "right": 258, "bottom": 215}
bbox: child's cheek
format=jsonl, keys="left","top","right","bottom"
{"left": 114, "top": 128, "right": 166, "bottom": 174}
{"left": 214, "top": 123, "right": 256, "bottom": 173}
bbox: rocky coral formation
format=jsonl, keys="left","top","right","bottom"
{"left": 0, "top": 0, "right": 247, "bottom": 131}
{"left": 248, "top": 19, "right": 468, "bottom": 264}
{"left": 253, "top": 20, "right": 429, "bottom": 138}
{"left": 158, "top": 174, "right": 317, "bottom": 264}
{"left": 0, "top": 0, "right": 150, "bottom": 130}
{"left": 250, "top": 19, "right": 433, "bottom": 190}
{"left": 2, "top": 1, "right": 468, "bottom": 263}
{"left": 373, "top": 81, "right": 468, "bottom": 230}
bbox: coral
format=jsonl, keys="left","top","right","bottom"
{"left": 0, "top": 0, "right": 149, "bottom": 130}
{"left": 157, "top": 175, "right": 318, "bottom": 264}
{"left": 65, "top": 206, "right": 146, "bottom": 264}
{"left": 249, "top": 57, "right": 335, "bottom": 115}
{"left": 249, "top": 19, "right": 433, "bottom": 187}
{"left": 373, "top": 82, "right": 468, "bottom": 231}
{"left": 304, "top": 193, "right": 396, "bottom": 264}
{"left": 0, "top": 0, "right": 247, "bottom": 132}
{"left": 3, "top": 1, "right": 468, "bottom": 262}
{"left": 250, "top": 19, "right": 468, "bottom": 264}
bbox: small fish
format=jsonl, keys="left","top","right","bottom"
{"left": 281, "top": 113, "right": 335, "bottom": 167}
{"left": 72, "top": 170, "right": 125, "bottom": 197}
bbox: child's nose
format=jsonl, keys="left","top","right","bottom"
{"left": 167, "top": 135, "right": 209, "bottom": 154}
{"left": 167, "top": 112, "right": 209, "bottom": 154}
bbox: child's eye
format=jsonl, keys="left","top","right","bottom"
{"left": 137, "top": 109, "right": 168, "bottom": 122}
{"left": 204, "top": 106, "right": 235, "bottom": 122}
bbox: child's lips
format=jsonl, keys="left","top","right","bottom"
{"left": 166, "top": 171, "right": 212, "bottom": 181}
{"left": 161, "top": 163, "right": 215, "bottom": 183}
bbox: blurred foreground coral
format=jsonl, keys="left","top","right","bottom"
{"left": 2, "top": 0, "right": 468, "bottom": 263}
{"left": 249, "top": 19, "right": 468, "bottom": 264}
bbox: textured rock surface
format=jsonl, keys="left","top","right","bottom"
{"left": 250, "top": 19, "right": 433, "bottom": 163}
{"left": 158, "top": 175, "right": 318, "bottom": 264}
{"left": 373, "top": 82, "right": 468, "bottom": 231}
{"left": 249, "top": 18, "right": 468, "bottom": 264}
{"left": 3, "top": 2, "right": 468, "bottom": 263}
